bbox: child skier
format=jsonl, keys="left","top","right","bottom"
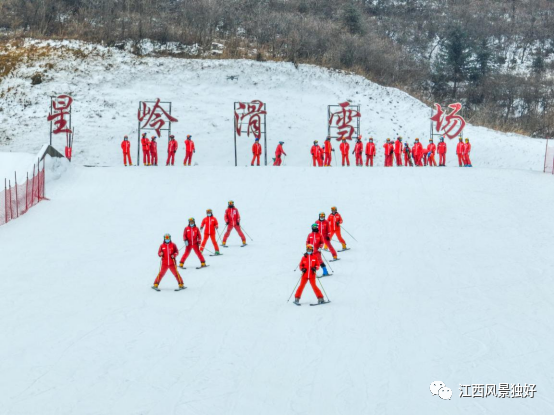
{"left": 152, "top": 233, "right": 185, "bottom": 291}
{"left": 294, "top": 244, "right": 326, "bottom": 305}
{"left": 121, "top": 135, "right": 132, "bottom": 166}
{"left": 222, "top": 200, "right": 247, "bottom": 247}
{"left": 328, "top": 206, "right": 347, "bottom": 250}
{"left": 179, "top": 218, "right": 207, "bottom": 268}
{"left": 200, "top": 209, "right": 220, "bottom": 255}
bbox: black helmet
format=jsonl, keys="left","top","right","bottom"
{"left": 311, "top": 223, "right": 319, "bottom": 231}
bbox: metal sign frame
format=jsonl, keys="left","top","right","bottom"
{"left": 137, "top": 100, "right": 174, "bottom": 166}
{"left": 233, "top": 101, "right": 267, "bottom": 167}
{"left": 327, "top": 104, "right": 361, "bottom": 141}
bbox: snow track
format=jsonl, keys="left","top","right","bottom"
{"left": 1, "top": 166, "right": 554, "bottom": 414}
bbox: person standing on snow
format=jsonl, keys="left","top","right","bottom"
{"left": 463, "top": 138, "right": 472, "bottom": 167}
{"left": 293, "top": 244, "right": 326, "bottom": 306}
{"left": 383, "top": 138, "right": 393, "bottom": 167}
{"left": 327, "top": 206, "right": 347, "bottom": 251}
{"left": 166, "top": 135, "right": 178, "bottom": 166}
{"left": 316, "top": 212, "right": 338, "bottom": 261}
{"left": 273, "top": 141, "right": 286, "bottom": 166}
{"left": 150, "top": 136, "right": 158, "bottom": 166}
{"left": 456, "top": 137, "right": 464, "bottom": 167}
{"left": 403, "top": 142, "right": 413, "bottom": 166}
{"left": 353, "top": 137, "right": 363, "bottom": 166}
{"left": 306, "top": 223, "right": 330, "bottom": 276}
{"left": 200, "top": 209, "right": 220, "bottom": 255}
{"left": 365, "top": 137, "right": 376, "bottom": 167}
{"left": 311, "top": 140, "right": 320, "bottom": 167}
{"left": 427, "top": 139, "right": 437, "bottom": 167}
{"left": 222, "top": 200, "right": 247, "bottom": 247}
{"left": 121, "top": 135, "right": 132, "bottom": 166}
{"left": 412, "top": 138, "right": 423, "bottom": 166}
{"left": 340, "top": 138, "right": 350, "bottom": 166}
{"left": 141, "top": 133, "right": 151, "bottom": 166}
{"left": 394, "top": 137, "right": 403, "bottom": 166}
{"left": 316, "top": 144, "right": 324, "bottom": 167}
{"left": 437, "top": 137, "right": 447, "bottom": 166}
{"left": 183, "top": 135, "right": 195, "bottom": 166}
{"left": 152, "top": 233, "right": 185, "bottom": 291}
{"left": 324, "top": 137, "right": 333, "bottom": 166}
{"left": 251, "top": 137, "right": 262, "bottom": 166}
{"left": 179, "top": 218, "right": 207, "bottom": 268}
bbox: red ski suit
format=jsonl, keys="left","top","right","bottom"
{"left": 251, "top": 142, "right": 262, "bottom": 166}
{"left": 141, "top": 137, "right": 151, "bottom": 165}
{"left": 223, "top": 207, "right": 246, "bottom": 243}
{"left": 167, "top": 139, "right": 178, "bottom": 165}
{"left": 365, "top": 142, "right": 376, "bottom": 166}
{"left": 328, "top": 212, "right": 346, "bottom": 246}
{"left": 394, "top": 140, "right": 403, "bottom": 166}
{"left": 437, "top": 142, "right": 447, "bottom": 166}
{"left": 412, "top": 142, "right": 423, "bottom": 166}
{"left": 403, "top": 145, "right": 413, "bottom": 166}
{"left": 273, "top": 144, "right": 286, "bottom": 166}
{"left": 180, "top": 226, "right": 206, "bottom": 265}
{"left": 200, "top": 216, "right": 219, "bottom": 252}
{"left": 311, "top": 145, "right": 320, "bottom": 167}
{"left": 456, "top": 141, "right": 464, "bottom": 166}
{"left": 295, "top": 253, "right": 323, "bottom": 300}
{"left": 383, "top": 142, "right": 393, "bottom": 167}
{"left": 306, "top": 232, "right": 325, "bottom": 266}
{"left": 427, "top": 143, "right": 437, "bottom": 166}
{"left": 154, "top": 242, "right": 183, "bottom": 286}
{"left": 121, "top": 140, "right": 132, "bottom": 166}
{"left": 340, "top": 141, "right": 350, "bottom": 166}
{"left": 316, "top": 219, "right": 337, "bottom": 257}
{"left": 324, "top": 140, "right": 333, "bottom": 166}
{"left": 354, "top": 141, "right": 363, "bottom": 166}
{"left": 316, "top": 146, "right": 324, "bottom": 167}
{"left": 463, "top": 142, "right": 471, "bottom": 165}
{"left": 184, "top": 139, "right": 195, "bottom": 166}
{"left": 150, "top": 140, "right": 158, "bottom": 166}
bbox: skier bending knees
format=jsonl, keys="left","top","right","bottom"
{"left": 294, "top": 244, "right": 325, "bottom": 305}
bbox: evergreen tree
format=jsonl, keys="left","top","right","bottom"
{"left": 342, "top": 2, "right": 363, "bottom": 35}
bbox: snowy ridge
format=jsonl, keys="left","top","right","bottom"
{"left": 0, "top": 39, "right": 546, "bottom": 170}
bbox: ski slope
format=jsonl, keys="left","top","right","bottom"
{"left": 0, "top": 39, "right": 546, "bottom": 170}
{"left": 1, "top": 165, "right": 554, "bottom": 414}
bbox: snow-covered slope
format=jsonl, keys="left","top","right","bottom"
{"left": 1, "top": 166, "right": 554, "bottom": 414}
{"left": 0, "top": 40, "right": 546, "bottom": 170}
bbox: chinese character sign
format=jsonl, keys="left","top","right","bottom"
{"left": 47, "top": 95, "right": 73, "bottom": 135}
{"left": 138, "top": 98, "right": 178, "bottom": 137}
{"left": 328, "top": 102, "right": 361, "bottom": 141}
{"left": 234, "top": 100, "right": 266, "bottom": 138}
{"left": 431, "top": 103, "right": 466, "bottom": 140}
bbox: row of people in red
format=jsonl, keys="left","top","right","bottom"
{"left": 152, "top": 201, "right": 247, "bottom": 290}
{"left": 121, "top": 134, "right": 196, "bottom": 166}
{"left": 294, "top": 207, "right": 349, "bottom": 305}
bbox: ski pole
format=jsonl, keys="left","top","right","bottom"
{"left": 203, "top": 246, "right": 214, "bottom": 255}
{"left": 317, "top": 274, "right": 331, "bottom": 302}
{"left": 287, "top": 276, "right": 302, "bottom": 302}
{"left": 216, "top": 225, "right": 227, "bottom": 244}
{"left": 240, "top": 225, "right": 254, "bottom": 241}
{"left": 320, "top": 251, "right": 334, "bottom": 273}
{"left": 332, "top": 149, "right": 337, "bottom": 166}
{"left": 340, "top": 226, "right": 358, "bottom": 242}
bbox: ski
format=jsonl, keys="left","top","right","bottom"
{"left": 209, "top": 253, "right": 224, "bottom": 256}
{"left": 293, "top": 302, "right": 301, "bottom": 306}
{"left": 310, "top": 301, "right": 331, "bottom": 306}
{"left": 320, "top": 274, "right": 333, "bottom": 277}
{"left": 338, "top": 248, "right": 350, "bottom": 252}
{"left": 178, "top": 266, "right": 186, "bottom": 269}
{"left": 196, "top": 265, "right": 210, "bottom": 269}
{"left": 152, "top": 286, "right": 160, "bottom": 292}
{"left": 329, "top": 258, "right": 340, "bottom": 262}
{"left": 222, "top": 245, "right": 229, "bottom": 248}
{"left": 174, "top": 286, "right": 187, "bottom": 291}
{"left": 240, "top": 244, "right": 247, "bottom": 247}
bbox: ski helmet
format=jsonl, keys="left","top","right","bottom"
{"left": 255, "top": 137, "right": 260, "bottom": 141}
{"left": 465, "top": 138, "right": 469, "bottom": 142}
{"left": 429, "top": 138, "right": 433, "bottom": 142}
{"left": 386, "top": 138, "right": 391, "bottom": 142}
{"left": 187, "top": 135, "right": 192, "bottom": 139}
{"left": 459, "top": 137, "right": 463, "bottom": 141}
{"left": 164, "top": 233, "right": 171, "bottom": 242}
{"left": 326, "top": 136, "right": 331, "bottom": 141}
{"left": 415, "top": 138, "right": 419, "bottom": 142}
{"left": 314, "top": 140, "right": 318, "bottom": 144}
{"left": 170, "top": 135, "right": 175, "bottom": 139}
{"left": 279, "top": 141, "right": 284, "bottom": 145}
{"left": 311, "top": 223, "right": 319, "bottom": 231}
{"left": 398, "top": 136, "right": 403, "bottom": 141}
{"left": 142, "top": 132, "right": 147, "bottom": 136}
{"left": 228, "top": 200, "right": 234, "bottom": 207}
{"left": 440, "top": 137, "right": 444, "bottom": 142}
{"left": 306, "top": 244, "right": 314, "bottom": 253}
{"left": 206, "top": 209, "right": 213, "bottom": 216}
{"left": 188, "top": 217, "right": 195, "bottom": 225}
{"left": 369, "top": 137, "right": 373, "bottom": 142}
{"left": 404, "top": 142, "right": 409, "bottom": 146}
{"left": 331, "top": 206, "right": 337, "bottom": 213}
{"left": 319, "top": 212, "right": 325, "bottom": 220}
{"left": 124, "top": 135, "right": 128, "bottom": 140}
{"left": 151, "top": 135, "right": 156, "bottom": 139}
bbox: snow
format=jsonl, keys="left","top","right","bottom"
{"left": 0, "top": 39, "right": 547, "bottom": 171}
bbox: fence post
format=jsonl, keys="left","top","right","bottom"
{"left": 25, "top": 172, "right": 28, "bottom": 212}
{"left": 42, "top": 157, "right": 46, "bottom": 198}
{"left": 37, "top": 158, "right": 41, "bottom": 201}
{"left": 14, "top": 171, "right": 18, "bottom": 218}
{"left": 31, "top": 164, "right": 35, "bottom": 206}
{"left": 4, "top": 178, "right": 7, "bottom": 224}
{"left": 8, "top": 180, "right": 12, "bottom": 221}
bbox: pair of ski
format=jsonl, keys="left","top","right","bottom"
{"left": 152, "top": 286, "right": 186, "bottom": 292}
{"left": 294, "top": 300, "right": 331, "bottom": 307}
{"left": 221, "top": 244, "right": 247, "bottom": 248}
{"left": 179, "top": 265, "right": 210, "bottom": 270}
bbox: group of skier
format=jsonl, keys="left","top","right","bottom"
{"left": 152, "top": 201, "right": 248, "bottom": 291}
{"left": 309, "top": 136, "right": 472, "bottom": 167}
{"left": 120, "top": 134, "right": 196, "bottom": 166}
{"left": 294, "top": 207, "right": 351, "bottom": 306}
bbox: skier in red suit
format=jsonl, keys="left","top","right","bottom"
{"left": 324, "top": 137, "right": 333, "bottom": 166}
{"left": 121, "top": 135, "right": 132, "bottom": 166}
{"left": 141, "top": 133, "right": 151, "bottom": 166}
{"left": 316, "top": 145, "right": 324, "bottom": 167}
{"left": 365, "top": 138, "right": 376, "bottom": 167}
{"left": 394, "top": 137, "right": 403, "bottom": 166}
{"left": 340, "top": 138, "right": 350, "bottom": 166}
{"left": 353, "top": 138, "right": 363, "bottom": 166}
{"left": 456, "top": 137, "right": 464, "bottom": 167}
{"left": 152, "top": 233, "right": 184, "bottom": 291}
{"left": 183, "top": 135, "right": 195, "bottom": 166}
{"left": 200, "top": 209, "right": 220, "bottom": 255}
{"left": 412, "top": 139, "right": 423, "bottom": 166}
{"left": 306, "top": 223, "right": 330, "bottom": 276}
{"left": 327, "top": 206, "right": 347, "bottom": 250}
{"left": 463, "top": 138, "right": 472, "bottom": 167}
{"left": 311, "top": 140, "right": 320, "bottom": 166}
{"left": 437, "top": 137, "right": 447, "bottom": 166}
{"left": 179, "top": 218, "right": 207, "bottom": 268}
{"left": 166, "top": 135, "right": 178, "bottom": 166}
{"left": 273, "top": 141, "right": 286, "bottom": 166}
{"left": 383, "top": 138, "right": 393, "bottom": 167}
{"left": 316, "top": 212, "right": 337, "bottom": 260}
{"left": 251, "top": 137, "right": 262, "bottom": 166}
{"left": 222, "top": 200, "right": 246, "bottom": 246}
{"left": 427, "top": 139, "right": 437, "bottom": 167}
{"left": 293, "top": 244, "right": 325, "bottom": 305}
{"left": 403, "top": 142, "right": 413, "bottom": 166}
{"left": 150, "top": 136, "right": 158, "bottom": 166}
